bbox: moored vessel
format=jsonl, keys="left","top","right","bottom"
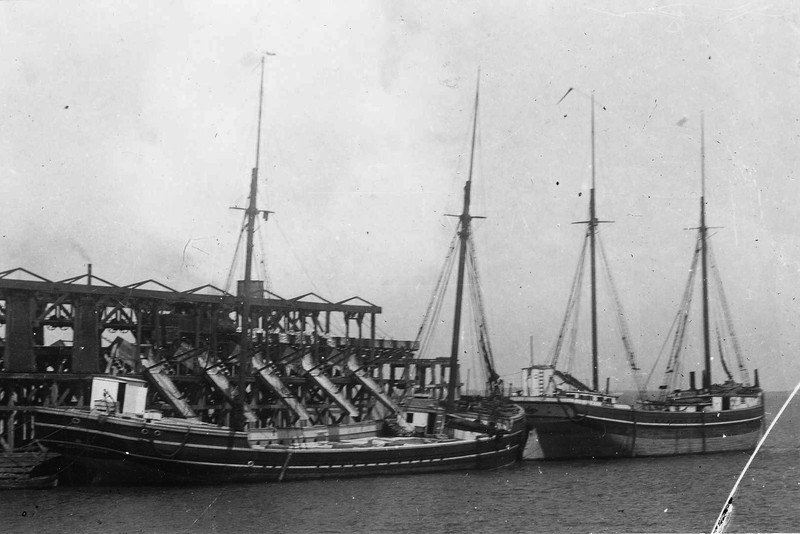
{"left": 34, "top": 374, "right": 523, "bottom": 484}
{"left": 515, "top": 104, "right": 764, "bottom": 460}
{"left": 32, "top": 61, "right": 526, "bottom": 484}
{"left": 397, "top": 70, "right": 528, "bottom": 455}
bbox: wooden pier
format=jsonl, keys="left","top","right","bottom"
{"left": 0, "top": 267, "right": 459, "bottom": 453}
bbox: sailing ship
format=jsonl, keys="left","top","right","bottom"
{"left": 399, "top": 71, "right": 528, "bottom": 448}
{"left": 32, "top": 61, "right": 526, "bottom": 484}
{"left": 514, "top": 103, "right": 764, "bottom": 460}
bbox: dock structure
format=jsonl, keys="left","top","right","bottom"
{"left": 0, "top": 267, "right": 433, "bottom": 449}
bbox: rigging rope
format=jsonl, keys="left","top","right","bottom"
{"left": 644, "top": 309, "right": 682, "bottom": 391}
{"left": 707, "top": 242, "right": 750, "bottom": 385}
{"left": 597, "top": 233, "right": 645, "bottom": 398}
{"left": 273, "top": 218, "right": 329, "bottom": 297}
{"left": 550, "top": 231, "right": 590, "bottom": 369}
{"left": 414, "top": 232, "right": 459, "bottom": 360}
{"left": 255, "top": 219, "right": 272, "bottom": 294}
{"left": 224, "top": 222, "right": 248, "bottom": 294}
{"left": 466, "top": 232, "right": 498, "bottom": 389}
{"left": 412, "top": 217, "right": 501, "bottom": 395}
{"left": 564, "top": 275, "right": 584, "bottom": 379}
{"left": 715, "top": 322, "right": 734, "bottom": 381}
{"left": 658, "top": 236, "right": 701, "bottom": 398}
{"left": 711, "top": 378, "right": 800, "bottom": 533}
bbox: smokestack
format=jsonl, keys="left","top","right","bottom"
{"left": 689, "top": 371, "right": 696, "bottom": 391}
{"left": 754, "top": 369, "right": 760, "bottom": 388}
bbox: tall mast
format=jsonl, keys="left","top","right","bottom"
{"left": 244, "top": 56, "right": 266, "bottom": 286}
{"left": 236, "top": 56, "right": 266, "bottom": 426}
{"left": 447, "top": 73, "right": 480, "bottom": 412}
{"left": 558, "top": 88, "right": 606, "bottom": 391}
{"left": 589, "top": 92, "right": 599, "bottom": 392}
{"left": 700, "top": 114, "right": 712, "bottom": 389}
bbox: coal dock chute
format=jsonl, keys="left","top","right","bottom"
{"left": 0, "top": 266, "right": 429, "bottom": 482}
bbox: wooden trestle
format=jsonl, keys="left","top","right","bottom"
{"left": 0, "top": 267, "right": 435, "bottom": 450}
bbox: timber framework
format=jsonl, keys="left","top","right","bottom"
{"left": 0, "top": 267, "right": 461, "bottom": 450}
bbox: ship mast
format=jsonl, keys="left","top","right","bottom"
{"left": 700, "top": 115, "right": 712, "bottom": 390}
{"left": 589, "top": 92, "right": 599, "bottom": 392}
{"left": 235, "top": 56, "right": 267, "bottom": 429}
{"left": 244, "top": 57, "right": 266, "bottom": 288}
{"left": 560, "top": 88, "right": 607, "bottom": 392}
{"left": 447, "top": 75, "right": 480, "bottom": 412}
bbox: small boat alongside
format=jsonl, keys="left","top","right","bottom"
{"left": 0, "top": 450, "right": 57, "bottom": 489}
{"left": 515, "top": 107, "right": 764, "bottom": 460}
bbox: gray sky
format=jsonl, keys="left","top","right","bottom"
{"left": 1, "top": 1, "right": 799, "bottom": 391}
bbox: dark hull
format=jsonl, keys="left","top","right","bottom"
{"left": 518, "top": 397, "right": 764, "bottom": 459}
{"left": 34, "top": 408, "right": 527, "bottom": 485}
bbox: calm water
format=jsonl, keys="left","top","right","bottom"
{"left": 2, "top": 392, "right": 797, "bottom": 533}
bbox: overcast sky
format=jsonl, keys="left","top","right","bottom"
{"left": 1, "top": 1, "right": 799, "bottom": 391}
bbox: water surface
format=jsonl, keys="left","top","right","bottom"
{"left": 2, "top": 392, "right": 797, "bottom": 533}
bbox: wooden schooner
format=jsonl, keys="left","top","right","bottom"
{"left": 33, "top": 63, "right": 526, "bottom": 484}
{"left": 514, "top": 104, "right": 764, "bottom": 460}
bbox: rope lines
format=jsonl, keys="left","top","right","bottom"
{"left": 597, "top": 233, "right": 645, "bottom": 398}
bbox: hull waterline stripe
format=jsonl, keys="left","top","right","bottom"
{"left": 36, "top": 421, "right": 525, "bottom": 456}
{"left": 524, "top": 405, "right": 763, "bottom": 428}
{"left": 576, "top": 413, "right": 764, "bottom": 428}
{"left": 42, "top": 439, "right": 520, "bottom": 470}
